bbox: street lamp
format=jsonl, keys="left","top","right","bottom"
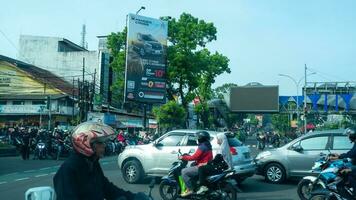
{"left": 136, "top": 6, "right": 145, "bottom": 15}
{"left": 279, "top": 72, "right": 316, "bottom": 129}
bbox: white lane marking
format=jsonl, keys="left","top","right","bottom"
{"left": 35, "top": 174, "right": 48, "bottom": 178}
{"left": 2, "top": 172, "right": 19, "bottom": 176}
{"left": 39, "top": 167, "right": 51, "bottom": 170}
{"left": 14, "top": 177, "right": 29, "bottom": 182}
{"left": 24, "top": 170, "right": 36, "bottom": 173}
{"left": 0, "top": 181, "right": 7, "bottom": 185}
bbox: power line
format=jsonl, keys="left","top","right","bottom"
{"left": 0, "top": 29, "right": 18, "bottom": 51}
{"left": 308, "top": 67, "right": 349, "bottom": 82}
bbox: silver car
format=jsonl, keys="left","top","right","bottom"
{"left": 255, "top": 129, "right": 350, "bottom": 183}
{"left": 118, "top": 129, "right": 255, "bottom": 184}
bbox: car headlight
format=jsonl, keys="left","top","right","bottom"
{"left": 256, "top": 151, "right": 272, "bottom": 160}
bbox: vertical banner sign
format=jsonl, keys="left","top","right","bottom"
{"left": 124, "top": 14, "right": 168, "bottom": 103}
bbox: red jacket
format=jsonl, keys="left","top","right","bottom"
{"left": 182, "top": 141, "right": 213, "bottom": 166}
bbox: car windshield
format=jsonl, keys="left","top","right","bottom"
{"left": 227, "top": 137, "right": 243, "bottom": 147}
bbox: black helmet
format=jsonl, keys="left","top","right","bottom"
{"left": 196, "top": 131, "right": 210, "bottom": 143}
{"left": 344, "top": 126, "right": 356, "bottom": 142}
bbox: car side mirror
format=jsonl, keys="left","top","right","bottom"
{"left": 154, "top": 141, "right": 163, "bottom": 148}
{"left": 293, "top": 145, "right": 303, "bottom": 152}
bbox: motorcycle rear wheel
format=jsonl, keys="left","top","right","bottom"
{"left": 159, "top": 181, "right": 179, "bottom": 200}
{"left": 221, "top": 183, "right": 237, "bottom": 200}
{"left": 309, "top": 194, "right": 329, "bottom": 200}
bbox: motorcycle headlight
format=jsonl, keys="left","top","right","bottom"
{"left": 256, "top": 151, "right": 272, "bottom": 160}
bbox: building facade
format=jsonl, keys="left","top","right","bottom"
{"left": 0, "top": 55, "right": 78, "bottom": 128}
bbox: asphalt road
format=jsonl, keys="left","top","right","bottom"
{"left": 0, "top": 138, "right": 300, "bottom": 200}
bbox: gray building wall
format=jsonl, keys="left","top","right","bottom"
{"left": 18, "top": 35, "right": 100, "bottom": 84}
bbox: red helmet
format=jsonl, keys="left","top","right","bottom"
{"left": 71, "top": 122, "right": 115, "bottom": 157}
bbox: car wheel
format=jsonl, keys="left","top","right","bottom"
{"left": 122, "top": 160, "right": 144, "bottom": 184}
{"left": 264, "top": 163, "right": 285, "bottom": 183}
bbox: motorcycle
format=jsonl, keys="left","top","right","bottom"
{"left": 297, "top": 153, "right": 352, "bottom": 200}
{"left": 33, "top": 140, "right": 47, "bottom": 160}
{"left": 159, "top": 149, "right": 237, "bottom": 200}
{"left": 309, "top": 164, "right": 354, "bottom": 200}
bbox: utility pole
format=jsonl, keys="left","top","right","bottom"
{"left": 47, "top": 95, "right": 51, "bottom": 131}
{"left": 143, "top": 104, "right": 147, "bottom": 130}
{"left": 78, "top": 78, "right": 82, "bottom": 123}
{"left": 72, "top": 77, "right": 75, "bottom": 122}
{"left": 91, "top": 69, "right": 96, "bottom": 111}
{"left": 304, "top": 64, "right": 307, "bottom": 134}
{"left": 82, "top": 57, "right": 86, "bottom": 122}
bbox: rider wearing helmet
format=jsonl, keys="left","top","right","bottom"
{"left": 179, "top": 131, "right": 213, "bottom": 197}
{"left": 330, "top": 126, "right": 356, "bottom": 162}
{"left": 330, "top": 126, "right": 356, "bottom": 198}
{"left": 53, "top": 122, "right": 148, "bottom": 200}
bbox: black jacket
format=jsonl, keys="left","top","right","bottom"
{"left": 53, "top": 152, "right": 135, "bottom": 200}
{"left": 207, "top": 154, "right": 229, "bottom": 173}
{"left": 340, "top": 143, "right": 356, "bottom": 165}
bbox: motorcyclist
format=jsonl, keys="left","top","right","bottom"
{"left": 196, "top": 132, "right": 232, "bottom": 194}
{"left": 53, "top": 122, "right": 149, "bottom": 200}
{"left": 178, "top": 131, "right": 213, "bottom": 197}
{"left": 330, "top": 126, "right": 356, "bottom": 198}
{"left": 21, "top": 127, "right": 31, "bottom": 160}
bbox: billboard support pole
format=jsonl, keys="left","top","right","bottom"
{"left": 304, "top": 64, "right": 307, "bottom": 134}
{"left": 143, "top": 103, "right": 147, "bottom": 130}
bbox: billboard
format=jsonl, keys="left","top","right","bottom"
{"left": 124, "top": 14, "right": 168, "bottom": 103}
{"left": 227, "top": 86, "right": 279, "bottom": 112}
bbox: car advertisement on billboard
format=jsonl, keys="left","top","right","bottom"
{"left": 124, "top": 14, "right": 168, "bottom": 103}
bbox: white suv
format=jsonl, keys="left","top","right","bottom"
{"left": 118, "top": 130, "right": 255, "bottom": 184}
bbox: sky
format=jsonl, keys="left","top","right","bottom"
{"left": 1, "top": 0, "right": 355, "bottom": 95}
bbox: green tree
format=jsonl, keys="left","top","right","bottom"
{"left": 163, "top": 13, "right": 230, "bottom": 117}
{"left": 107, "top": 29, "right": 127, "bottom": 107}
{"left": 271, "top": 114, "right": 290, "bottom": 134}
{"left": 153, "top": 101, "right": 186, "bottom": 129}
{"left": 213, "top": 83, "right": 238, "bottom": 99}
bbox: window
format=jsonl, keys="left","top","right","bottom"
{"left": 333, "top": 136, "right": 353, "bottom": 150}
{"left": 0, "top": 101, "right": 6, "bottom": 105}
{"left": 228, "top": 138, "right": 243, "bottom": 147}
{"left": 186, "top": 135, "right": 198, "bottom": 146}
{"left": 32, "top": 100, "right": 46, "bottom": 105}
{"left": 12, "top": 101, "right": 25, "bottom": 105}
{"left": 158, "top": 134, "right": 184, "bottom": 146}
{"left": 300, "top": 136, "right": 329, "bottom": 150}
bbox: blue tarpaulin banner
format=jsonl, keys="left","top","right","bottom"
{"left": 292, "top": 96, "right": 305, "bottom": 108}
{"left": 335, "top": 94, "right": 339, "bottom": 112}
{"left": 341, "top": 94, "right": 354, "bottom": 112}
{"left": 324, "top": 94, "right": 328, "bottom": 112}
{"left": 308, "top": 93, "right": 321, "bottom": 111}
{"left": 279, "top": 96, "right": 290, "bottom": 106}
